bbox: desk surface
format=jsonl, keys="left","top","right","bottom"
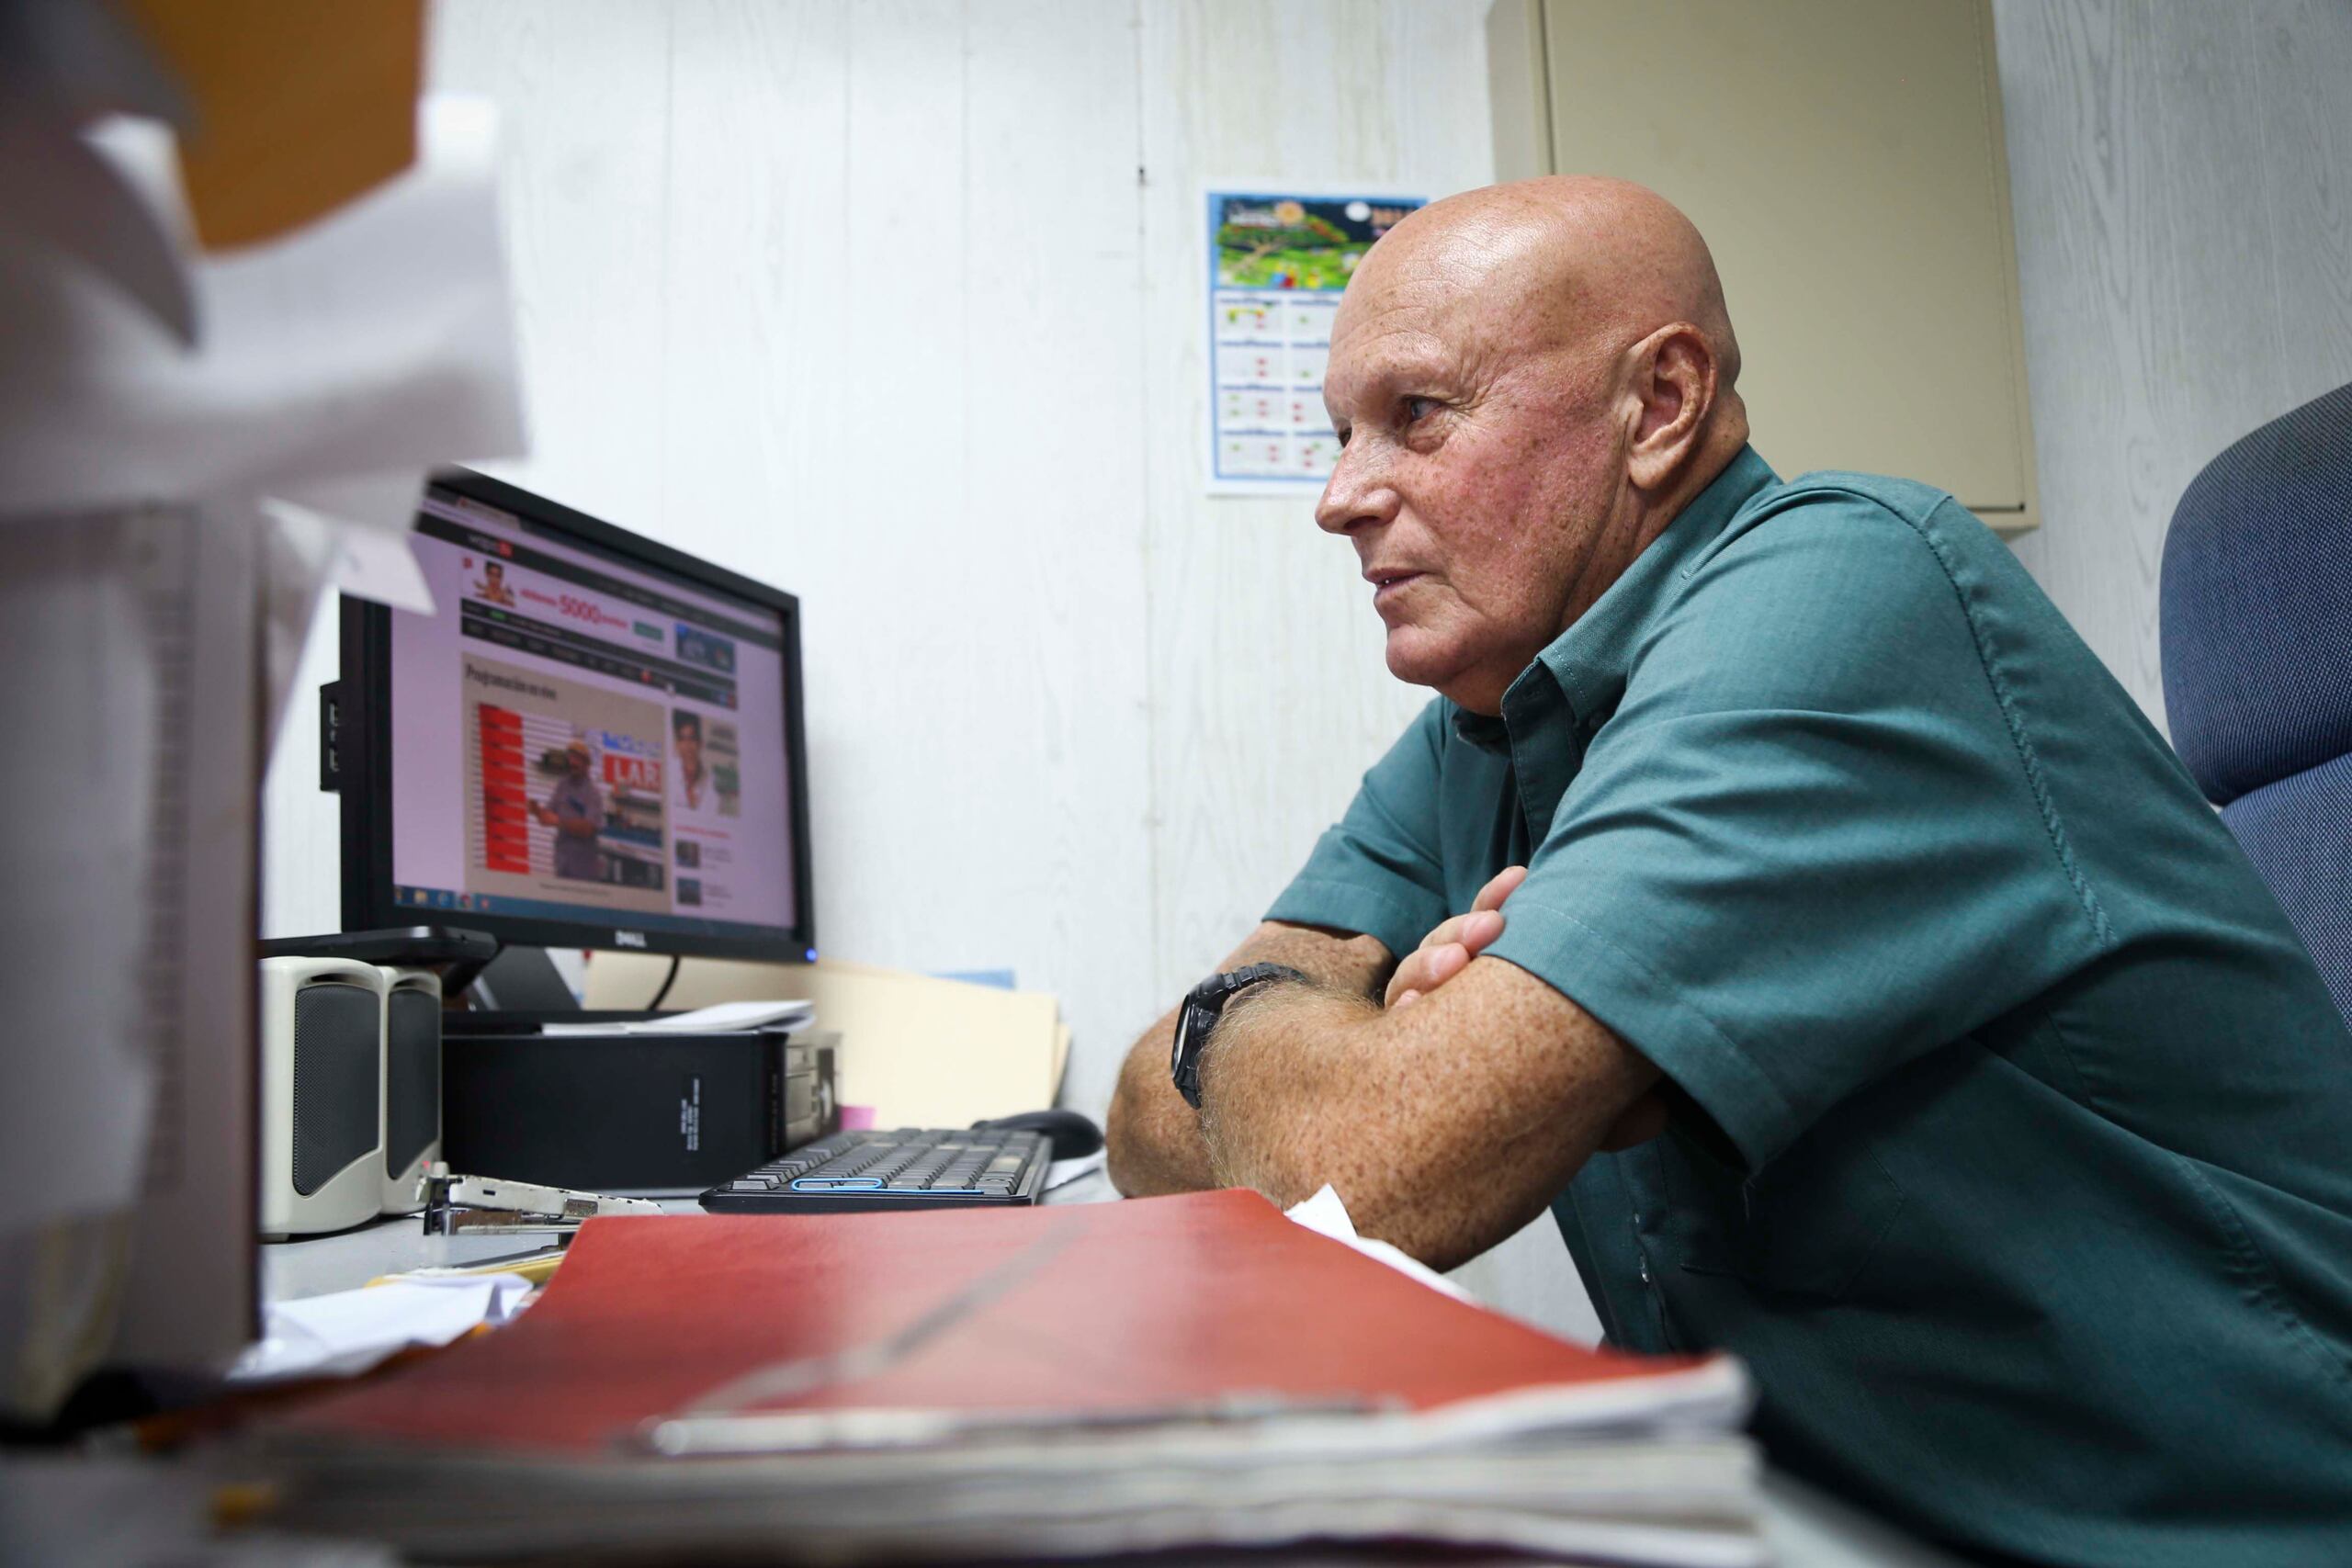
{"left": 262, "top": 1172, "right": 1964, "bottom": 1568}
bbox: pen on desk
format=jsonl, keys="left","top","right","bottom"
{"left": 367, "top": 1247, "right": 568, "bottom": 1289}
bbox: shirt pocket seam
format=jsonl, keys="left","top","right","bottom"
{"left": 2030, "top": 1010, "right": 2102, "bottom": 1112}
{"left": 2168, "top": 1150, "right": 2352, "bottom": 1404}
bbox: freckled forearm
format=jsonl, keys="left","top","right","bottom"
{"left": 1197, "top": 982, "right": 1387, "bottom": 1209}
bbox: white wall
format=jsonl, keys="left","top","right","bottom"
{"left": 1995, "top": 0, "right": 2352, "bottom": 727}
{"left": 264, "top": 0, "right": 1487, "bottom": 1151}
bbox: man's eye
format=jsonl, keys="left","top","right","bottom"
{"left": 1333, "top": 423, "right": 1352, "bottom": 447}
{"left": 1403, "top": 396, "right": 1441, "bottom": 423}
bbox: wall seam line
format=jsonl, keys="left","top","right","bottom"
{"left": 1132, "top": 0, "right": 1168, "bottom": 1017}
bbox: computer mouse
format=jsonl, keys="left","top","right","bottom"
{"left": 973, "top": 1108, "right": 1103, "bottom": 1162}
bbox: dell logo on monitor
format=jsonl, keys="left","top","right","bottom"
{"left": 615, "top": 930, "right": 648, "bottom": 949}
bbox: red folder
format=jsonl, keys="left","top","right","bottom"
{"left": 282, "top": 1190, "right": 1734, "bottom": 1456}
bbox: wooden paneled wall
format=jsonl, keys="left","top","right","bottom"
{"left": 264, "top": 0, "right": 1492, "bottom": 1122}
{"left": 1993, "top": 0, "right": 2352, "bottom": 728}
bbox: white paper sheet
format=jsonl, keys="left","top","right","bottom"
{"left": 1042, "top": 1148, "right": 1107, "bottom": 1191}
{"left": 1284, "top": 1185, "right": 1476, "bottom": 1303}
{"left": 543, "top": 998, "right": 819, "bottom": 1036}
{"left": 231, "top": 1274, "right": 534, "bottom": 1384}
{"left": 0, "top": 116, "right": 194, "bottom": 344}
{"left": 0, "top": 95, "right": 525, "bottom": 524}
{"left": 261, "top": 496, "right": 435, "bottom": 615}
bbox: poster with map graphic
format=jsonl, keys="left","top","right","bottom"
{"left": 1205, "top": 187, "right": 1424, "bottom": 493}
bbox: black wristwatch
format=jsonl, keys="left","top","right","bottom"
{"left": 1170, "top": 964, "right": 1307, "bottom": 1109}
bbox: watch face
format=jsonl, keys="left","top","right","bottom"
{"left": 1170, "top": 1008, "right": 1193, "bottom": 1076}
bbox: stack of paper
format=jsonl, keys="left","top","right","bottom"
{"left": 243, "top": 1190, "right": 1760, "bottom": 1565}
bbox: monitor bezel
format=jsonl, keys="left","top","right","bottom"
{"left": 339, "top": 467, "right": 817, "bottom": 964}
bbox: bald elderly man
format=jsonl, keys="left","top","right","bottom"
{"left": 1106, "top": 178, "right": 2352, "bottom": 1566}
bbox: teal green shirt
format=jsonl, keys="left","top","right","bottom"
{"left": 1268, "top": 448, "right": 2352, "bottom": 1567}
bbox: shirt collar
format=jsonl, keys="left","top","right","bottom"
{"left": 1448, "top": 444, "right": 1769, "bottom": 761}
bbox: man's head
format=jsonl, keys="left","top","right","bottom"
{"left": 565, "top": 736, "right": 592, "bottom": 777}
{"left": 1317, "top": 176, "right": 1749, "bottom": 713}
{"left": 673, "top": 711, "right": 703, "bottom": 775}
{"left": 484, "top": 561, "right": 504, "bottom": 584}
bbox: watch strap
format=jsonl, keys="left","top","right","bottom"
{"left": 1171, "top": 963, "right": 1307, "bottom": 1108}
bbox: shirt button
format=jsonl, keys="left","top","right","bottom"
{"left": 1637, "top": 1255, "right": 1652, "bottom": 1285}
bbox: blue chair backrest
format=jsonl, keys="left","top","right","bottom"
{"left": 2160, "top": 381, "right": 2352, "bottom": 1026}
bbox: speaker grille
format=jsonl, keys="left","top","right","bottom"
{"left": 384, "top": 986, "right": 441, "bottom": 1177}
{"left": 291, "top": 982, "right": 379, "bottom": 1196}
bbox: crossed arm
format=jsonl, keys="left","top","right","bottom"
{"left": 1104, "top": 874, "right": 1666, "bottom": 1271}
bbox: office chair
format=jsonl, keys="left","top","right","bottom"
{"left": 2160, "top": 380, "right": 2352, "bottom": 1027}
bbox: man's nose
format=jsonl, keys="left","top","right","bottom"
{"left": 1315, "top": 440, "right": 1399, "bottom": 536}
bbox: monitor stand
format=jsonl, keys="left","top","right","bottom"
{"left": 466, "top": 945, "right": 584, "bottom": 1014}
{"left": 451, "top": 945, "right": 676, "bottom": 1033}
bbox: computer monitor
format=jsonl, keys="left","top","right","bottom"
{"left": 335, "top": 468, "right": 815, "bottom": 963}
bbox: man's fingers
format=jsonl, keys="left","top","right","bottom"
{"left": 1390, "top": 897, "right": 1517, "bottom": 1008}
{"left": 1384, "top": 940, "right": 1471, "bottom": 1008}
{"left": 1388, "top": 878, "right": 1527, "bottom": 1009}
{"left": 1417, "top": 908, "right": 1504, "bottom": 955}
{"left": 1407, "top": 941, "right": 1469, "bottom": 993}
{"left": 1415, "top": 913, "right": 1468, "bottom": 953}
{"left": 1472, "top": 863, "right": 1529, "bottom": 914}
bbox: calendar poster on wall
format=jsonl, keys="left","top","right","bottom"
{"left": 1204, "top": 187, "right": 1425, "bottom": 494}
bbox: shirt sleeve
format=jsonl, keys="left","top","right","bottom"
{"left": 1264, "top": 698, "right": 1455, "bottom": 961}
{"left": 1484, "top": 495, "right": 2109, "bottom": 1170}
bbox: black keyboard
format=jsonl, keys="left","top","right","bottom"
{"left": 697, "top": 1127, "right": 1051, "bottom": 1213}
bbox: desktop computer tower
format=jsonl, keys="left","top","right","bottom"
{"left": 258, "top": 957, "right": 388, "bottom": 1237}
{"left": 439, "top": 1028, "right": 832, "bottom": 1192}
{"left": 379, "top": 966, "right": 443, "bottom": 1215}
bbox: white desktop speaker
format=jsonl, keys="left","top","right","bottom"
{"left": 259, "top": 956, "right": 387, "bottom": 1237}
{"left": 379, "top": 965, "right": 443, "bottom": 1215}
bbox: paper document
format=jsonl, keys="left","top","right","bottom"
{"left": 1286, "top": 1185, "right": 1476, "bottom": 1303}
{"left": 1042, "top": 1149, "right": 1106, "bottom": 1192}
{"left": 634, "top": 999, "right": 817, "bottom": 1033}
{"left": 539, "top": 998, "right": 817, "bottom": 1037}
{"left": 0, "top": 95, "right": 523, "bottom": 525}
{"left": 231, "top": 1274, "right": 532, "bottom": 1384}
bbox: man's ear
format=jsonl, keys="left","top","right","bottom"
{"left": 1623, "top": 323, "right": 1717, "bottom": 492}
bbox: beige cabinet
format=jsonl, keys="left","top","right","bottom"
{"left": 1488, "top": 0, "right": 2039, "bottom": 534}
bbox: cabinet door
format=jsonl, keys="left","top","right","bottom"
{"left": 1529, "top": 0, "right": 2036, "bottom": 530}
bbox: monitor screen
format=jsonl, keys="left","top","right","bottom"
{"left": 347, "top": 473, "right": 811, "bottom": 959}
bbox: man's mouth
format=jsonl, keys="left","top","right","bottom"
{"left": 1366, "top": 570, "right": 1425, "bottom": 604}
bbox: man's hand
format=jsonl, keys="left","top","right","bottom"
{"left": 1383, "top": 864, "right": 1668, "bottom": 1153}
{"left": 1385, "top": 864, "right": 1525, "bottom": 1009}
